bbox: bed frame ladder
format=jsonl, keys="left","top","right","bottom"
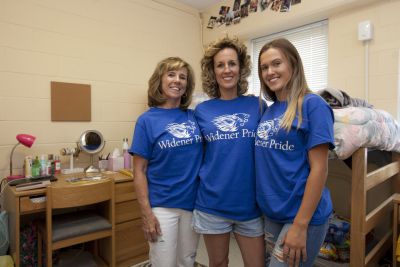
{"left": 350, "top": 147, "right": 400, "bottom": 267}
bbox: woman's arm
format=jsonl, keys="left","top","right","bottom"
{"left": 133, "top": 155, "right": 162, "bottom": 242}
{"left": 282, "top": 143, "right": 329, "bottom": 267}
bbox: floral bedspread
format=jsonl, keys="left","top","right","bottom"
{"left": 332, "top": 107, "right": 400, "bottom": 159}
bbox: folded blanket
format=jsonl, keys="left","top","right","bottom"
{"left": 333, "top": 107, "right": 400, "bottom": 159}
{"left": 317, "top": 88, "right": 373, "bottom": 109}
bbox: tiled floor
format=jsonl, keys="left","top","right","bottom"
{"left": 132, "top": 233, "right": 244, "bottom": 267}
{"left": 196, "top": 233, "right": 244, "bottom": 267}
{"left": 133, "top": 235, "right": 351, "bottom": 267}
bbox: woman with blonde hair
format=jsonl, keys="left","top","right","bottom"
{"left": 255, "top": 38, "right": 334, "bottom": 267}
{"left": 193, "top": 36, "right": 265, "bottom": 267}
{"left": 130, "top": 57, "right": 203, "bottom": 267}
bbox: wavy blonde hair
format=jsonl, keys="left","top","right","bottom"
{"left": 148, "top": 57, "right": 195, "bottom": 110}
{"left": 201, "top": 36, "right": 251, "bottom": 98}
{"left": 258, "top": 38, "right": 311, "bottom": 131}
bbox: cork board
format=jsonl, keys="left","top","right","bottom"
{"left": 51, "top": 81, "right": 91, "bottom": 121}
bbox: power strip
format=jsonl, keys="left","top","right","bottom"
{"left": 61, "top": 168, "right": 84, "bottom": 174}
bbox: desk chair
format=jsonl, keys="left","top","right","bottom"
{"left": 38, "top": 179, "right": 115, "bottom": 267}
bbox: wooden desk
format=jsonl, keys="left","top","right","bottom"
{"left": 1, "top": 172, "right": 148, "bottom": 267}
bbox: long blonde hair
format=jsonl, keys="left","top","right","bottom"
{"left": 258, "top": 38, "right": 311, "bottom": 131}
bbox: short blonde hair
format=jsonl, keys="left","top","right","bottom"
{"left": 148, "top": 57, "right": 195, "bottom": 109}
{"left": 201, "top": 36, "right": 251, "bottom": 98}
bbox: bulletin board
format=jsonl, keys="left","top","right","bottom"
{"left": 51, "top": 81, "right": 91, "bottom": 121}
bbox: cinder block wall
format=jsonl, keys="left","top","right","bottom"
{"left": 0, "top": 0, "right": 203, "bottom": 177}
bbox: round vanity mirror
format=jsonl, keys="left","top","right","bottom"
{"left": 78, "top": 130, "right": 105, "bottom": 172}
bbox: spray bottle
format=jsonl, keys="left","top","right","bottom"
{"left": 123, "top": 138, "right": 131, "bottom": 169}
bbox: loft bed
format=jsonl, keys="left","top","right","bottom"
{"left": 326, "top": 105, "right": 400, "bottom": 267}
{"left": 348, "top": 147, "right": 400, "bottom": 267}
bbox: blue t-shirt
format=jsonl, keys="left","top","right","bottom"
{"left": 129, "top": 107, "right": 203, "bottom": 211}
{"left": 255, "top": 94, "right": 334, "bottom": 225}
{"left": 195, "top": 95, "right": 262, "bottom": 221}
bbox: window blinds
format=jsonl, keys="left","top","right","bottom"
{"left": 250, "top": 20, "right": 328, "bottom": 95}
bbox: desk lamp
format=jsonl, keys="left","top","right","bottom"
{"left": 8, "top": 134, "right": 36, "bottom": 180}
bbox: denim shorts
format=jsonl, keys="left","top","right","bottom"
{"left": 264, "top": 216, "right": 329, "bottom": 267}
{"left": 192, "top": 209, "right": 264, "bottom": 237}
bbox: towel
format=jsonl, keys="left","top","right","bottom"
{"left": 0, "top": 255, "right": 13, "bottom": 267}
{"left": 397, "top": 235, "right": 400, "bottom": 262}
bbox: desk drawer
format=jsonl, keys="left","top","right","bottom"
{"left": 116, "top": 219, "right": 148, "bottom": 265}
{"left": 116, "top": 200, "right": 141, "bottom": 224}
{"left": 115, "top": 181, "right": 136, "bottom": 203}
{"left": 20, "top": 195, "right": 46, "bottom": 213}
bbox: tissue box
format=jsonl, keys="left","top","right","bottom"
{"left": 108, "top": 157, "right": 124, "bottom": 171}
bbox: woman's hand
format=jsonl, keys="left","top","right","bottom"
{"left": 142, "top": 211, "right": 162, "bottom": 242}
{"left": 133, "top": 155, "right": 162, "bottom": 242}
{"left": 281, "top": 223, "right": 308, "bottom": 267}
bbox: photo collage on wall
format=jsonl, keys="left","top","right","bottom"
{"left": 207, "top": 0, "right": 301, "bottom": 29}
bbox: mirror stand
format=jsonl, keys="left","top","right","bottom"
{"left": 78, "top": 130, "right": 105, "bottom": 173}
{"left": 85, "top": 154, "right": 99, "bottom": 173}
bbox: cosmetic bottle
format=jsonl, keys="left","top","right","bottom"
{"left": 54, "top": 155, "right": 61, "bottom": 174}
{"left": 32, "top": 156, "right": 41, "bottom": 177}
{"left": 123, "top": 138, "right": 131, "bottom": 169}
{"left": 40, "top": 154, "right": 47, "bottom": 176}
{"left": 24, "top": 156, "right": 33, "bottom": 178}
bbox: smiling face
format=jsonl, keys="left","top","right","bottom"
{"left": 213, "top": 48, "right": 240, "bottom": 98}
{"left": 259, "top": 47, "right": 293, "bottom": 101}
{"left": 160, "top": 67, "right": 188, "bottom": 108}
